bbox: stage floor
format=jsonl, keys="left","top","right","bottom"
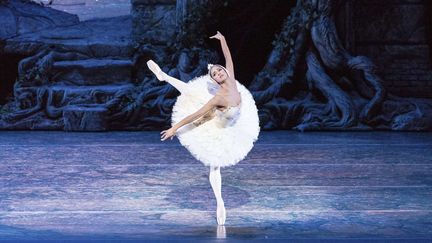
{"left": 0, "top": 131, "right": 431, "bottom": 242}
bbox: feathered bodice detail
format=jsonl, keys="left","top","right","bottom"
{"left": 215, "top": 104, "right": 241, "bottom": 128}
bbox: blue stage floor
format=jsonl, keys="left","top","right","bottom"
{"left": 0, "top": 131, "right": 431, "bottom": 242}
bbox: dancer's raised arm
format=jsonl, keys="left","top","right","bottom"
{"left": 210, "top": 31, "right": 235, "bottom": 80}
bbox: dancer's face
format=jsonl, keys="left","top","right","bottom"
{"left": 210, "top": 66, "right": 228, "bottom": 85}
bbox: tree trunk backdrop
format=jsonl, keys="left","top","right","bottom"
{"left": 0, "top": 0, "right": 431, "bottom": 131}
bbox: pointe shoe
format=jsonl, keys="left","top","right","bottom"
{"left": 216, "top": 225, "right": 226, "bottom": 238}
{"left": 216, "top": 204, "right": 226, "bottom": 225}
{"left": 146, "top": 60, "right": 165, "bottom": 81}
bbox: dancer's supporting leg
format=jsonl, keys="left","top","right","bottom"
{"left": 209, "top": 166, "right": 226, "bottom": 225}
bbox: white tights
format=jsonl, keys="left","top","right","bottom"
{"left": 147, "top": 60, "right": 189, "bottom": 94}
{"left": 164, "top": 74, "right": 189, "bottom": 95}
{"left": 209, "top": 166, "right": 226, "bottom": 225}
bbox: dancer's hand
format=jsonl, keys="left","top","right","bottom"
{"left": 210, "top": 31, "right": 225, "bottom": 41}
{"left": 160, "top": 127, "right": 176, "bottom": 141}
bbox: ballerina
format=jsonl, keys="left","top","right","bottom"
{"left": 147, "top": 31, "right": 260, "bottom": 225}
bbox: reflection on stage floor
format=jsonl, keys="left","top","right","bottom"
{"left": 0, "top": 131, "right": 431, "bottom": 242}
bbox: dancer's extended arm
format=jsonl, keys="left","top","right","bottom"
{"left": 160, "top": 97, "right": 222, "bottom": 141}
{"left": 210, "top": 31, "right": 235, "bottom": 80}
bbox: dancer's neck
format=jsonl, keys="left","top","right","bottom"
{"left": 220, "top": 77, "right": 236, "bottom": 89}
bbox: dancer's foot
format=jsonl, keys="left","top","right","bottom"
{"left": 146, "top": 60, "right": 165, "bottom": 81}
{"left": 216, "top": 225, "right": 226, "bottom": 238}
{"left": 216, "top": 203, "right": 226, "bottom": 225}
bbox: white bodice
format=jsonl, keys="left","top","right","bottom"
{"left": 215, "top": 104, "right": 241, "bottom": 127}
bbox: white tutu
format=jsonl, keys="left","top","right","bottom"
{"left": 171, "top": 75, "right": 260, "bottom": 167}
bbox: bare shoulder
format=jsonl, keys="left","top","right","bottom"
{"left": 210, "top": 93, "right": 226, "bottom": 106}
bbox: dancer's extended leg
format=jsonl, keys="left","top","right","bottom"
{"left": 209, "top": 166, "right": 226, "bottom": 225}
{"left": 164, "top": 75, "right": 188, "bottom": 94}
{"left": 147, "top": 60, "right": 188, "bottom": 94}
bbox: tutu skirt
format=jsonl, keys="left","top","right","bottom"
{"left": 171, "top": 75, "right": 260, "bottom": 167}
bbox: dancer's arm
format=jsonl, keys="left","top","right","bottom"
{"left": 161, "top": 97, "right": 222, "bottom": 141}
{"left": 210, "top": 31, "right": 235, "bottom": 80}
